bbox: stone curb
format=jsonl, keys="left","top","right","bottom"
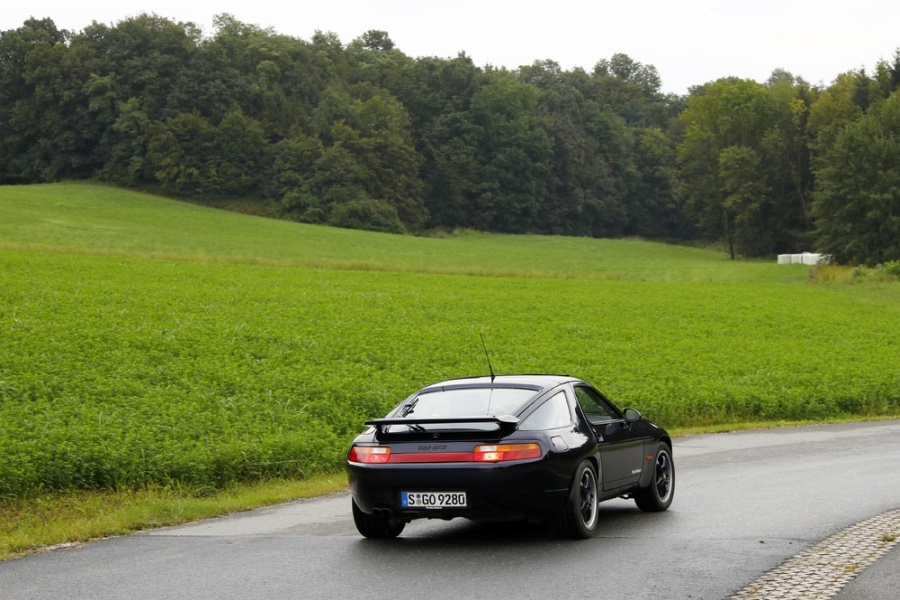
{"left": 731, "top": 508, "right": 900, "bottom": 600}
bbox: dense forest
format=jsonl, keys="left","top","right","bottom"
{"left": 2, "top": 14, "right": 899, "bottom": 264}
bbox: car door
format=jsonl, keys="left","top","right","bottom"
{"left": 572, "top": 385, "right": 644, "bottom": 490}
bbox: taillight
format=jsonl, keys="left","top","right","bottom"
{"left": 349, "top": 446, "right": 391, "bottom": 464}
{"left": 350, "top": 443, "right": 542, "bottom": 464}
{"left": 473, "top": 443, "right": 542, "bottom": 462}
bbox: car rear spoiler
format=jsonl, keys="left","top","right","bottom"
{"left": 365, "top": 414, "right": 520, "bottom": 435}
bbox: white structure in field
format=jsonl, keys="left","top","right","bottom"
{"left": 777, "top": 252, "right": 825, "bottom": 265}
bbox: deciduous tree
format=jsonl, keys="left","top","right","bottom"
{"left": 813, "top": 91, "right": 900, "bottom": 264}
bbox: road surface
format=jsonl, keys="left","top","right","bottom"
{"left": 2, "top": 420, "right": 899, "bottom": 599}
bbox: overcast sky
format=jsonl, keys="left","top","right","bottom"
{"left": 3, "top": 1, "right": 899, "bottom": 95}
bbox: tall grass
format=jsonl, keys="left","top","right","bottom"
{"left": 1, "top": 183, "right": 898, "bottom": 499}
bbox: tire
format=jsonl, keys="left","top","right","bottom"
{"left": 351, "top": 499, "right": 405, "bottom": 539}
{"left": 634, "top": 443, "right": 675, "bottom": 512}
{"left": 554, "top": 460, "right": 599, "bottom": 539}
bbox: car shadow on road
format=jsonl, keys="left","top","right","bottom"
{"left": 353, "top": 501, "right": 671, "bottom": 548}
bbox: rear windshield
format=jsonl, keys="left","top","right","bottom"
{"left": 397, "top": 387, "right": 537, "bottom": 419}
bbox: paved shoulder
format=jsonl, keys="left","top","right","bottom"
{"left": 144, "top": 492, "right": 356, "bottom": 537}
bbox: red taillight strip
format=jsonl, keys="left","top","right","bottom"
{"left": 349, "top": 443, "right": 544, "bottom": 464}
{"left": 388, "top": 452, "right": 474, "bottom": 463}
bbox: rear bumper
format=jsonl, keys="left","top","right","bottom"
{"left": 347, "top": 459, "right": 571, "bottom": 521}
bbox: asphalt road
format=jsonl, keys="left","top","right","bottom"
{"left": 2, "top": 420, "right": 899, "bottom": 600}
{"left": 833, "top": 544, "right": 900, "bottom": 600}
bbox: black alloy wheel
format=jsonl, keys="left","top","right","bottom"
{"left": 634, "top": 443, "right": 674, "bottom": 512}
{"left": 555, "top": 460, "right": 599, "bottom": 538}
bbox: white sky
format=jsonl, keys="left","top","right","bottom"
{"left": 3, "top": 1, "right": 899, "bottom": 95}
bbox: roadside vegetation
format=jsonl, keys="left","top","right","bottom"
{"left": 0, "top": 474, "right": 346, "bottom": 560}
{"left": 1, "top": 183, "right": 898, "bottom": 559}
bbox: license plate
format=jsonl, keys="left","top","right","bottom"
{"left": 400, "top": 491, "right": 467, "bottom": 509}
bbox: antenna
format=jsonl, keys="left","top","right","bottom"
{"left": 480, "top": 333, "right": 495, "bottom": 382}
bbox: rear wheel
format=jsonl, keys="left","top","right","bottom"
{"left": 554, "top": 460, "right": 599, "bottom": 538}
{"left": 352, "top": 499, "right": 406, "bottom": 539}
{"left": 634, "top": 443, "right": 674, "bottom": 512}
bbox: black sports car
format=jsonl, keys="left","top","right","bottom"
{"left": 346, "top": 375, "right": 674, "bottom": 538}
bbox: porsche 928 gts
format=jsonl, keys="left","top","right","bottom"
{"left": 347, "top": 375, "right": 674, "bottom": 539}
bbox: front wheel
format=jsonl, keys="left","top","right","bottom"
{"left": 634, "top": 443, "right": 674, "bottom": 512}
{"left": 352, "top": 499, "right": 405, "bottom": 539}
{"left": 554, "top": 460, "right": 599, "bottom": 538}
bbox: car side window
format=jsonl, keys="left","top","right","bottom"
{"left": 520, "top": 391, "right": 572, "bottom": 430}
{"left": 574, "top": 386, "right": 620, "bottom": 423}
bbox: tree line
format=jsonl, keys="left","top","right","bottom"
{"left": 2, "top": 14, "right": 899, "bottom": 264}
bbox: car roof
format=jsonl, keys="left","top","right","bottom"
{"left": 418, "top": 374, "right": 582, "bottom": 394}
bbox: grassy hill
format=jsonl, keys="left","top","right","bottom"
{"left": 1, "top": 183, "right": 898, "bottom": 500}
{"left": 3, "top": 182, "right": 794, "bottom": 282}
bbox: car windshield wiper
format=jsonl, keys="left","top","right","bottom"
{"left": 399, "top": 396, "right": 420, "bottom": 417}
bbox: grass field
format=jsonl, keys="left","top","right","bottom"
{"left": 1, "top": 182, "right": 801, "bottom": 282}
{"left": 2, "top": 182, "right": 899, "bottom": 504}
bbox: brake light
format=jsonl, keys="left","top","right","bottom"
{"left": 473, "top": 443, "right": 542, "bottom": 462}
{"left": 350, "top": 444, "right": 542, "bottom": 464}
{"left": 349, "top": 446, "right": 391, "bottom": 464}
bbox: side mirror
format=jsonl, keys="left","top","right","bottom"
{"left": 623, "top": 408, "right": 642, "bottom": 424}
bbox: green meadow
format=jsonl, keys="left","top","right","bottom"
{"left": 2, "top": 182, "right": 899, "bottom": 500}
